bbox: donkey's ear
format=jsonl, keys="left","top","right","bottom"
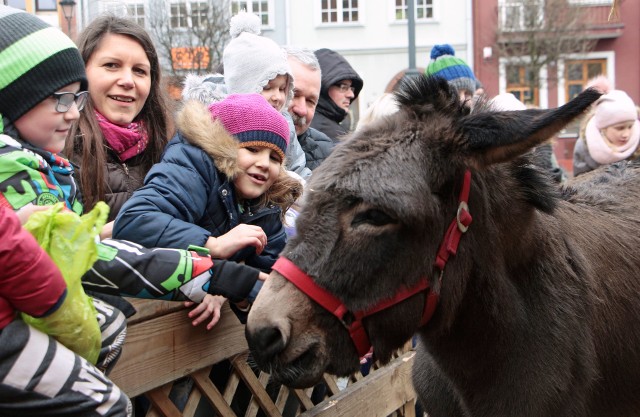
{"left": 457, "top": 88, "right": 601, "bottom": 167}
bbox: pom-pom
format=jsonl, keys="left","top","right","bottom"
{"left": 585, "top": 75, "right": 612, "bottom": 95}
{"left": 430, "top": 44, "right": 456, "bottom": 60}
{"left": 229, "top": 10, "right": 261, "bottom": 39}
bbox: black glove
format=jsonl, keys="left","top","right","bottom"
{"left": 207, "top": 260, "right": 260, "bottom": 303}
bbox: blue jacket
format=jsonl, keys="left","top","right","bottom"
{"left": 114, "top": 101, "right": 288, "bottom": 271}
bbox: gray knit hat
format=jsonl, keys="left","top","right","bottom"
{"left": 0, "top": 5, "right": 87, "bottom": 130}
{"left": 223, "top": 11, "right": 293, "bottom": 108}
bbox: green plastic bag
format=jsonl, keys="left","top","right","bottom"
{"left": 21, "top": 202, "right": 110, "bottom": 364}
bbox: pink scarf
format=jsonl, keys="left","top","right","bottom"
{"left": 96, "top": 111, "right": 149, "bottom": 162}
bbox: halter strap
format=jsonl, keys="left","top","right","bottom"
{"left": 273, "top": 169, "right": 473, "bottom": 357}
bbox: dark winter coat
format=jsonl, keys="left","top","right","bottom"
{"left": 311, "top": 48, "right": 363, "bottom": 143}
{"left": 113, "top": 101, "right": 287, "bottom": 272}
{"left": 298, "top": 127, "right": 334, "bottom": 171}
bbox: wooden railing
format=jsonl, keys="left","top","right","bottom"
{"left": 110, "top": 299, "right": 417, "bottom": 417}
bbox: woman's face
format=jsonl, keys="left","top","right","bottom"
{"left": 85, "top": 33, "right": 151, "bottom": 125}
{"left": 602, "top": 120, "right": 635, "bottom": 147}
{"left": 14, "top": 82, "right": 82, "bottom": 154}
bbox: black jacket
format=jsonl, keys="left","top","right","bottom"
{"left": 298, "top": 127, "right": 334, "bottom": 170}
{"left": 311, "top": 48, "right": 363, "bottom": 143}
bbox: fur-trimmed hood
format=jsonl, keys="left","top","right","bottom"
{"left": 176, "top": 99, "right": 239, "bottom": 179}
{"left": 175, "top": 100, "right": 304, "bottom": 213}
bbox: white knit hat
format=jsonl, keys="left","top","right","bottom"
{"left": 223, "top": 11, "right": 293, "bottom": 108}
{"left": 489, "top": 93, "right": 527, "bottom": 111}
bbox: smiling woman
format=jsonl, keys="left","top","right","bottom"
{"left": 63, "top": 14, "right": 172, "bottom": 222}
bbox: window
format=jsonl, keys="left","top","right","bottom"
{"left": 231, "top": 1, "right": 274, "bottom": 27}
{"left": 7, "top": 0, "right": 26, "bottom": 9}
{"left": 500, "top": 0, "right": 543, "bottom": 31}
{"left": 171, "top": 3, "right": 188, "bottom": 28}
{"left": 36, "top": 0, "right": 56, "bottom": 11}
{"left": 126, "top": 3, "right": 145, "bottom": 27}
{"left": 565, "top": 59, "right": 606, "bottom": 101}
{"left": 394, "top": 0, "right": 434, "bottom": 21}
{"left": 190, "top": 2, "right": 208, "bottom": 27}
{"left": 320, "top": 0, "right": 359, "bottom": 24}
{"left": 506, "top": 65, "right": 538, "bottom": 106}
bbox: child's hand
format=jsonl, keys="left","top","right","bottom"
{"left": 184, "top": 295, "right": 226, "bottom": 330}
{"left": 205, "top": 224, "right": 267, "bottom": 258}
{"left": 15, "top": 204, "right": 49, "bottom": 225}
{"left": 258, "top": 272, "right": 269, "bottom": 281}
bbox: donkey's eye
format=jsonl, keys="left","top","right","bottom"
{"left": 351, "top": 209, "right": 395, "bottom": 227}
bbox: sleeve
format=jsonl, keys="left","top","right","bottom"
{"left": 113, "top": 141, "right": 214, "bottom": 249}
{"left": 572, "top": 137, "right": 598, "bottom": 177}
{"left": 0, "top": 207, "right": 67, "bottom": 318}
{"left": 82, "top": 239, "right": 259, "bottom": 303}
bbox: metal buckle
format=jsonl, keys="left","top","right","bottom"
{"left": 456, "top": 201, "right": 469, "bottom": 233}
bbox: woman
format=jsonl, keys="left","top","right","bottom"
{"left": 65, "top": 15, "right": 172, "bottom": 222}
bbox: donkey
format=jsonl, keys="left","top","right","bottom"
{"left": 245, "top": 76, "right": 640, "bottom": 417}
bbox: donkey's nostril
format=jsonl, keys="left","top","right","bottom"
{"left": 248, "top": 326, "right": 286, "bottom": 361}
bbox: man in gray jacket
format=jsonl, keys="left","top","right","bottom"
{"left": 285, "top": 46, "right": 335, "bottom": 170}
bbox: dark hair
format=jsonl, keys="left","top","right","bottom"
{"left": 65, "top": 14, "right": 172, "bottom": 212}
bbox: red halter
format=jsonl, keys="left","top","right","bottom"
{"left": 272, "top": 170, "right": 473, "bottom": 358}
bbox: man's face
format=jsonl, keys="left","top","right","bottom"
{"left": 287, "top": 58, "right": 321, "bottom": 136}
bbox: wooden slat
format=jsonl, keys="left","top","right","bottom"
{"left": 146, "top": 387, "right": 184, "bottom": 417}
{"left": 110, "top": 303, "right": 247, "bottom": 396}
{"left": 298, "top": 351, "right": 416, "bottom": 417}
{"left": 231, "top": 355, "right": 282, "bottom": 417}
{"left": 191, "top": 367, "right": 237, "bottom": 416}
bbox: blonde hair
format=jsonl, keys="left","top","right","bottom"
{"left": 356, "top": 93, "right": 399, "bottom": 132}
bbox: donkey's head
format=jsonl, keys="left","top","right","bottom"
{"left": 246, "top": 76, "right": 600, "bottom": 388}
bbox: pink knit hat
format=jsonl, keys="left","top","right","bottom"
{"left": 208, "top": 93, "right": 290, "bottom": 161}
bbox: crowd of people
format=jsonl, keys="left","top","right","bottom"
{"left": 1, "top": 4, "right": 638, "bottom": 416}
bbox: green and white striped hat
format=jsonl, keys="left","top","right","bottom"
{"left": 0, "top": 5, "right": 87, "bottom": 130}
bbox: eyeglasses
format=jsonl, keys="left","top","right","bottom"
{"left": 334, "top": 83, "right": 355, "bottom": 93}
{"left": 51, "top": 91, "right": 89, "bottom": 113}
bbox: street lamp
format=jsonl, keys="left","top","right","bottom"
{"left": 59, "top": 0, "right": 76, "bottom": 35}
{"left": 404, "top": 0, "right": 421, "bottom": 81}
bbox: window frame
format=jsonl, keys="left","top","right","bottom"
{"left": 499, "top": 0, "right": 544, "bottom": 32}
{"left": 230, "top": 0, "right": 275, "bottom": 30}
{"left": 126, "top": 3, "right": 145, "bottom": 27}
{"left": 392, "top": 0, "right": 436, "bottom": 22}
{"left": 36, "top": 0, "right": 57, "bottom": 11}
{"left": 317, "top": 0, "right": 361, "bottom": 26}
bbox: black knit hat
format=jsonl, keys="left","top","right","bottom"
{"left": 0, "top": 5, "right": 87, "bottom": 130}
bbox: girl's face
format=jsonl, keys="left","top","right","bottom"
{"left": 85, "top": 33, "right": 151, "bottom": 125}
{"left": 261, "top": 74, "right": 288, "bottom": 111}
{"left": 14, "top": 82, "right": 82, "bottom": 154}
{"left": 234, "top": 146, "right": 282, "bottom": 200}
{"left": 602, "top": 120, "right": 635, "bottom": 147}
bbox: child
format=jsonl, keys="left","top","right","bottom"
{"left": 573, "top": 77, "right": 640, "bottom": 176}
{"left": 114, "top": 93, "right": 303, "bottom": 308}
{"left": 183, "top": 11, "right": 311, "bottom": 180}
{"left": 0, "top": 5, "right": 264, "bottom": 394}
{"left": 0, "top": 6, "right": 130, "bottom": 415}
{"left": 425, "top": 44, "right": 478, "bottom": 106}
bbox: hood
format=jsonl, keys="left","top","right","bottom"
{"left": 315, "top": 48, "right": 363, "bottom": 99}
{"left": 176, "top": 100, "right": 239, "bottom": 179}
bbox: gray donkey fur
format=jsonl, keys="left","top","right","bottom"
{"left": 246, "top": 76, "right": 640, "bottom": 417}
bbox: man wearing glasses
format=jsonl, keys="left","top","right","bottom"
{"left": 311, "top": 48, "right": 364, "bottom": 143}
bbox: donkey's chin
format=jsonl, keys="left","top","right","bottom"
{"left": 268, "top": 344, "right": 328, "bottom": 388}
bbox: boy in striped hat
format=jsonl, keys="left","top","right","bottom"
{"left": 425, "top": 44, "right": 478, "bottom": 106}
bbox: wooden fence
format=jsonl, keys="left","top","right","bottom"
{"left": 110, "top": 299, "right": 417, "bottom": 417}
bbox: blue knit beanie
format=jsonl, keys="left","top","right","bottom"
{"left": 425, "top": 44, "right": 476, "bottom": 95}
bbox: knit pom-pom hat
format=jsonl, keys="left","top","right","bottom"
{"left": 425, "top": 44, "right": 476, "bottom": 95}
{"left": 208, "top": 93, "right": 290, "bottom": 161}
{"left": 0, "top": 5, "right": 87, "bottom": 131}
{"left": 592, "top": 89, "right": 637, "bottom": 130}
{"left": 223, "top": 11, "right": 293, "bottom": 110}
{"left": 489, "top": 93, "right": 527, "bottom": 111}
